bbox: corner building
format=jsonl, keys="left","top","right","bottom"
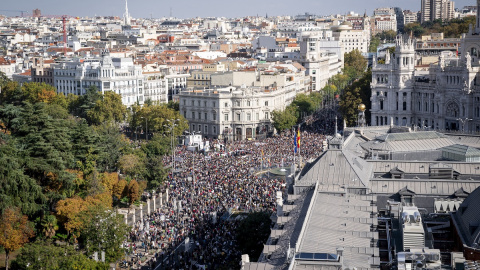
{"left": 371, "top": 0, "right": 480, "bottom": 132}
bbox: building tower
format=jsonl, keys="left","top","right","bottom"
{"left": 123, "top": 0, "right": 131, "bottom": 26}
{"left": 370, "top": 35, "right": 415, "bottom": 127}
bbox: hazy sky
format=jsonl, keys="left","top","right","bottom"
{"left": 1, "top": 0, "right": 476, "bottom": 19}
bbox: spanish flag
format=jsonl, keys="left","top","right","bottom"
{"left": 297, "top": 129, "right": 301, "bottom": 150}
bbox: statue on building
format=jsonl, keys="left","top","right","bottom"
{"left": 439, "top": 54, "right": 445, "bottom": 70}
{"left": 357, "top": 104, "right": 366, "bottom": 128}
{"left": 466, "top": 52, "right": 472, "bottom": 69}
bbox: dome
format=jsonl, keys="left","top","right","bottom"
{"left": 331, "top": 21, "right": 352, "bottom": 32}
{"left": 358, "top": 104, "right": 366, "bottom": 112}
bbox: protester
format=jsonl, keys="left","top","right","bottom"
{"left": 126, "top": 130, "right": 327, "bottom": 269}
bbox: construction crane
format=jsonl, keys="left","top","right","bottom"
{"left": 0, "top": 10, "right": 29, "bottom": 17}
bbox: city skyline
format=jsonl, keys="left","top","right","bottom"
{"left": 0, "top": 0, "right": 474, "bottom": 19}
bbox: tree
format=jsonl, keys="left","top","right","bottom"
{"left": 40, "top": 214, "right": 59, "bottom": 239}
{"left": 236, "top": 212, "right": 272, "bottom": 261}
{"left": 55, "top": 193, "right": 113, "bottom": 238}
{"left": 339, "top": 87, "right": 363, "bottom": 126}
{"left": 369, "top": 36, "right": 381, "bottom": 52}
{"left": 86, "top": 91, "right": 126, "bottom": 125}
{"left": 14, "top": 103, "right": 75, "bottom": 198}
{"left": 0, "top": 71, "right": 11, "bottom": 90}
{"left": 118, "top": 153, "right": 145, "bottom": 179}
{"left": 55, "top": 196, "right": 89, "bottom": 236}
{"left": 0, "top": 137, "right": 45, "bottom": 216}
{"left": 143, "top": 156, "right": 168, "bottom": 190}
{"left": 376, "top": 30, "right": 397, "bottom": 42}
{"left": 344, "top": 49, "right": 367, "bottom": 81}
{"left": 0, "top": 208, "right": 35, "bottom": 270}
{"left": 71, "top": 118, "right": 99, "bottom": 167}
{"left": 12, "top": 240, "right": 107, "bottom": 270}
{"left": 126, "top": 179, "right": 140, "bottom": 204}
{"left": 403, "top": 22, "right": 425, "bottom": 37}
{"left": 272, "top": 107, "right": 297, "bottom": 132}
{"left": 21, "top": 82, "right": 58, "bottom": 104}
{"left": 291, "top": 93, "right": 316, "bottom": 116}
{"left": 339, "top": 69, "right": 372, "bottom": 126}
{"left": 70, "top": 85, "right": 102, "bottom": 119}
{"left": 142, "top": 134, "right": 171, "bottom": 157}
{"left": 129, "top": 103, "right": 188, "bottom": 137}
{"left": 78, "top": 205, "right": 130, "bottom": 263}
{"left": 95, "top": 125, "right": 130, "bottom": 172}
{"left": 100, "top": 172, "right": 119, "bottom": 195}
{"left": 113, "top": 179, "right": 128, "bottom": 200}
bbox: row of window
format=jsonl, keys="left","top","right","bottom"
{"left": 185, "top": 111, "right": 269, "bottom": 122}
{"left": 183, "top": 99, "right": 268, "bottom": 108}
{"left": 191, "top": 124, "right": 216, "bottom": 135}
{"left": 192, "top": 74, "right": 210, "bottom": 80}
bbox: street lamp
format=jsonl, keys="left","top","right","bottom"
{"left": 457, "top": 118, "right": 472, "bottom": 132}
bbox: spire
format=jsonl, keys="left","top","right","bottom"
{"left": 123, "top": 0, "right": 131, "bottom": 26}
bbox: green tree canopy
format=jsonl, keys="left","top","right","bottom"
{"left": 272, "top": 106, "right": 297, "bottom": 132}
{"left": 78, "top": 205, "right": 130, "bottom": 263}
{"left": 0, "top": 136, "right": 45, "bottom": 215}
{"left": 344, "top": 49, "right": 367, "bottom": 81}
{"left": 86, "top": 91, "right": 126, "bottom": 125}
{"left": 339, "top": 69, "right": 372, "bottom": 126}
{"left": 12, "top": 240, "right": 108, "bottom": 270}
{"left": 129, "top": 103, "right": 188, "bottom": 137}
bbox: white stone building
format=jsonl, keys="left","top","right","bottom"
{"left": 299, "top": 33, "right": 343, "bottom": 91}
{"left": 143, "top": 71, "right": 168, "bottom": 104}
{"left": 332, "top": 23, "right": 370, "bottom": 54}
{"left": 371, "top": 1, "right": 480, "bottom": 132}
{"left": 372, "top": 8, "right": 397, "bottom": 36}
{"left": 53, "top": 50, "right": 145, "bottom": 107}
{"left": 178, "top": 85, "right": 295, "bottom": 140}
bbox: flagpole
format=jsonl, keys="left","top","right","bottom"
{"left": 293, "top": 126, "right": 296, "bottom": 173}
{"left": 298, "top": 123, "right": 301, "bottom": 169}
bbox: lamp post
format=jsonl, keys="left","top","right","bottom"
{"left": 457, "top": 118, "right": 472, "bottom": 132}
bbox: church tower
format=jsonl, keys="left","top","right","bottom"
{"left": 123, "top": 0, "right": 131, "bottom": 26}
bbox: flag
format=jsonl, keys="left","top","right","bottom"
{"left": 297, "top": 129, "right": 301, "bottom": 150}
{"left": 294, "top": 128, "right": 297, "bottom": 154}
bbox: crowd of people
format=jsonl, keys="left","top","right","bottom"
{"left": 124, "top": 130, "right": 327, "bottom": 269}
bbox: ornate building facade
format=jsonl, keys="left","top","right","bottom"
{"left": 371, "top": 0, "right": 480, "bottom": 132}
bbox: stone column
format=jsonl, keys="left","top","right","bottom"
{"left": 166, "top": 189, "right": 169, "bottom": 203}
{"left": 131, "top": 208, "right": 135, "bottom": 225}
{"left": 276, "top": 191, "right": 283, "bottom": 217}
{"left": 124, "top": 213, "right": 128, "bottom": 225}
{"left": 160, "top": 193, "right": 163, "bottom": 206}
{"left": 147, "top": 198, "right": 151, "bottom": 215}
{"left": 152, "top": 195, "right": 156, "bottom": 211}
{"left": 140, "top": 204, "right": 143, "bottom": 223}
